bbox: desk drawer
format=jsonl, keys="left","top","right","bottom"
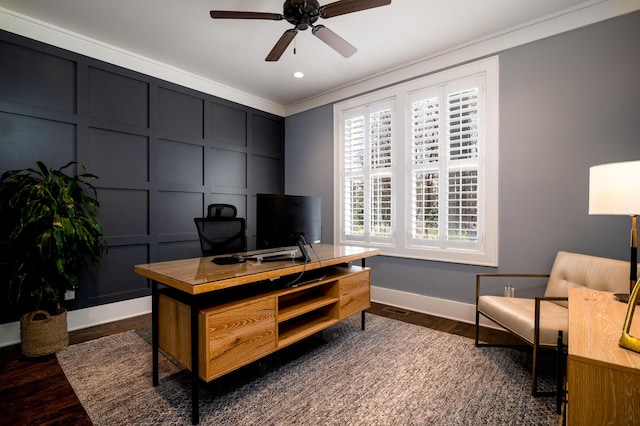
{"left": 202, "top": 298, "right": 277, "bottom": 380}
{"left": 339, "top": 269, "right": 371, "bottom": 319}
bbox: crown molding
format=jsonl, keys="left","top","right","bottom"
{"left": 1, "top": 1, "right": 638, "bottom": 118}
{"left": 0, "top": 7, "right": 286, "bottom": 117}
{"left": 283, "top": 0, "right": 639, "bottom": 116}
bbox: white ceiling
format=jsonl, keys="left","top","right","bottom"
{"left": 0, "top": 0, "right": 636, "bottom": 115}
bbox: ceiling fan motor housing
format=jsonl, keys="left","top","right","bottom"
{"left": 283, "top": 0, "right": 321, "bottom": 30}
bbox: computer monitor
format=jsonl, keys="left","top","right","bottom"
{"left": 256, "top": 193, "right": 321, "bottom": 252}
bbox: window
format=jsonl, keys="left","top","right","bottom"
{"left": 334, "top": 57, "right": 499, "bottom": 266}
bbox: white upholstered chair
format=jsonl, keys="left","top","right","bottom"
{"left": 475, "top": 251, "right": 634, "bottom": 395}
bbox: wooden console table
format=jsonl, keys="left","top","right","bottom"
{"left": 567, "top": 287, "right": 640, "bottom": 425}
{"left": 134, "top": 244, "right": 379, "bottom": 424}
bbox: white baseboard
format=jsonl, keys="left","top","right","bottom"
{"left": 0, "top": 296, "right": 151, "bottom": 348}
{"left": 371, "top": 285, "right": 501, "bottom": 330}
{"left": 0, "top": 287, "right": 502, "bottom": 348}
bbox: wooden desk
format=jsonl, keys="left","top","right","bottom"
{"left": 567, "top": 288, "right": 640, "bottom": 425}
{"left": 134, "top": 244, "right": 380, "bottom": 425}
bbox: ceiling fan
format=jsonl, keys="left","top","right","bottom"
{"left": 210, "top": 0, "right": 392, "bottom": 62}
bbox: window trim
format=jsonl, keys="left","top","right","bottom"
{"left": 334, "top": 57, "right": 499, "bottom": 266}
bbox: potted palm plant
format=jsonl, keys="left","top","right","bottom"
{"left": 1, "top": 161, "right": 106, "bottom": 357}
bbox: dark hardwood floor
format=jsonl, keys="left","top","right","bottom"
{"left": 0, "top": 303, "right": 522, "bottom": 425}
{"left": 0, "top": 314, "right": 151, "bottom": 426}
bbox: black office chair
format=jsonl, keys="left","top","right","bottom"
{"left": 194, "top": 204, "right": 246, "bottom": 256}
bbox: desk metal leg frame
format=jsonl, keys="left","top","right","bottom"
{"left": 152, "top": 281, "right": 159, "bottom": 386}
{"left": 190, "top": 294, "right": 200, "bottom": 425}
{"left": 557, "top": 330, "right": 567, "bottom": 424}
{"left": 361, "top": 258, "right": 367, "bottom": 331}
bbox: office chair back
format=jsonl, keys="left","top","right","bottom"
{"left": 194, "top": 216, "right": 246, "bottom": 256}
{"left": 207, "top": 203, "right": 237, "bottom": 218}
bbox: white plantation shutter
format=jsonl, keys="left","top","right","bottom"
{"left": 344, "top": 176, "right": 364, "bottom": 237}
{"left": 409, "top": 80, "right": 481, "bottom": 249}
{"left": 448, "top": 88, "right": 479, "bottom": 162}
{"left": 370, "top": 108, "right": 392, "bottom": 169}
{"left": 370, "top": 175, "right": 392, "bottom": 238}
{"left": 412, "top": 171, "right": 439, "bottom": 240}
{"left": 344, "top": 114, "right": 365, "bottom": 238}
{"left": 410, "top": 93, "right": 440, "bottom": 242}
{"left": 344, "top": 115, "right": 365, "bottom": 173}
{"left": 447, "top": 169, "right": 478, "bottom": 242}
{"left": 335, "top": 57, "right": 498, "bottom": 266}
{"left": 369, "top": 107, "right": 393, "bottom": 240}
{"left": 446, "top": 86, "right": 479, "bottom": 245}
{"left": 342, "top": 101, "right": 394, "bottom": 242}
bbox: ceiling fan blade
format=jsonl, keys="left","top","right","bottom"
{"left": 312, "top": 25, "right": 357, "bottom": 58}
{"left": 266, "top": 29, "right": 299, "bottom": 62}
{"left": 320, "top": 0, "right": 391, "bottom": 18}
{"left": 210, "top": 11, "right": 284, "bottom": 20}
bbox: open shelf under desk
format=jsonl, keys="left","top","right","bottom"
{"left": 278, "top": 295, "right": 340, "bottom": 323}
{"left": 278, "top": 313, "right": 339, "bottom": 348}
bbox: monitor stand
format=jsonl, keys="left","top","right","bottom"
{"left": 295, "top": 235, "right": 311, "bottom": 263}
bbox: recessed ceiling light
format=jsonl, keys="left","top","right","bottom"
{"left": 293, "top": 71, "right": 304, "bottom": 79}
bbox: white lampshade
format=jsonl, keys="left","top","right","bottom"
{"left": 589, "top": 160, "right": 640, "bottom": 215}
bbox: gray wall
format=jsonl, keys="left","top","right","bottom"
{"left": 284, "top": 105, "right": 334, "bottom": 244}
{"left": 284, "top": 11, "right": 640, "bottom": 304}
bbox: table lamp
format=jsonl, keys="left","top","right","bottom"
{"left": 589, "top": 160, "right": 640, "bottom": 296}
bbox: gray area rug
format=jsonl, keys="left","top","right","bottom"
{"left": 56, "top": 314, "right": 557, "bottom": 425}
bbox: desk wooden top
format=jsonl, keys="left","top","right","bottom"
{"left": 134, "top": 244, "right": 380, "bottom": 295}
{"left": 568, "top": 287, "right": 640, "bottom": 374}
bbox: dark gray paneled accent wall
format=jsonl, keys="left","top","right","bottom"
{"left": 0, "top": 30, "right": 283, "bottom": 318}
{"left": 285, "top": 11, "right": 640, "bottom": 304}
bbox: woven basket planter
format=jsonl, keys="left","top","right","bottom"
{"left": 20, "top": 309, "right": 69, "bottom": 357}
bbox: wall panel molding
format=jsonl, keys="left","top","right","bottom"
{"left": 0, "top": 29, "right": 284, "bottom": 321}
